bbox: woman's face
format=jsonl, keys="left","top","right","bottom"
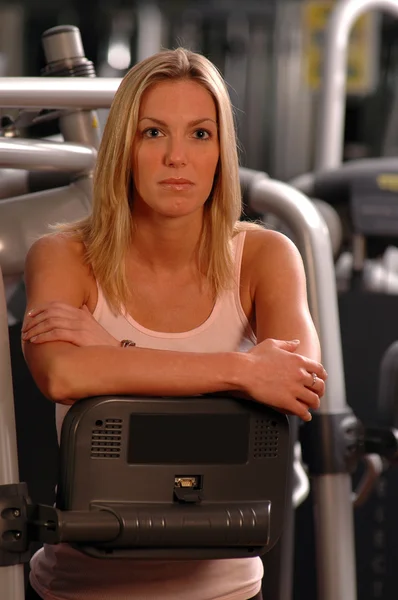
{"left": 131, "top": 78, "right": 220, "bottom": 220}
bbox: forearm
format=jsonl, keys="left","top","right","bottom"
{"left": 24, "top": 342, "right": 244, "bottom": 404}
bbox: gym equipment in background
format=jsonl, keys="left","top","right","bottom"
{"left": 290, "top": 0, "right": 398, "bottom": 297}
{"left": 290, "top": 3, "right": 398, "bottom": 599}
{"left": 315, "top": 0, "right": 398, "bottom": 173}
{"left": 293, "top": 157, "right": 398, "bottom": 295}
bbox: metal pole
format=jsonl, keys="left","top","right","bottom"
{"left": 315, "top": 0, "right": 398, "bottom": 172}
{"left": 247, "top": 175, "right": 355, "bottom": 600}
{"left": 0, "top": 139, "right": 96, "bottom": 173}
{"left": 0, "top": 180, "right": 92, "bottom": 277}
{"left": 136, "top": 2, "right": 164, "bottom": 62}
{"left": 0, "top": 267, "right": 25, "bottom": 599}
{"left": 41, "top": 26, "right": 102, "bottom": 149}
{"left": 0, "top": 77, "right": 121, "bottom": 109}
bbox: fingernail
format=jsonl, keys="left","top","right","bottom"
{"left": 27, "top": 310, "right": 34, "bottom": 316}
{"left": 306, "top": 413, "right": 312, "bottom": 422}
{"left": 30, "top": 336, "right": 37, "bottom": 342}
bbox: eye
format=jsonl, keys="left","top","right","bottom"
{"left": 143, "top": 128, "right": 164, "bottom": 138}
{"left": 193, "top": 129, "right": 211, "bottom": 140}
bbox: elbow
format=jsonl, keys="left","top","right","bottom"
{"left": 46, "top": 367, "right": 73, "bottom": 403}
{"left": 25, "top": 345, "right": 77, "bottom": 404}
{"left": 46, "top": 352, "right": 79, "bottom": 403}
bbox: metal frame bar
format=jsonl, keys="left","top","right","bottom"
{"left": 245, "top": 171, "right": 355, "bottom": 600}
{"left": 315, "top": 0, "right": 398, "bottom": 172}
{"left": 0, "top": 267, "right": 25, "bottom": 599}
{"left": 0, "top": 179, "right": 92, "bottom": 277}
{"left": 0, "top": 77, "right": 121, "bottom": 109}
{"left": 0, "top": 138, "right": 96, "bottom": 173}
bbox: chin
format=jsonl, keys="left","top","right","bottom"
{"left": 162, "top": 208, "right": 198, "bottom": 219}
{"left": 158, "top": 200, "right": 204, "bottom": 219}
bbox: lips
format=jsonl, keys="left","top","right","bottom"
{"left": 158, "top": 178, "right": 194, "bottom": 191}
{"left": 159, "top": 178, "right": 194, "bottom": 185}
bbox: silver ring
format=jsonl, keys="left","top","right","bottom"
{"left": 312, "top": 373, "right": 317, "bottom": 387}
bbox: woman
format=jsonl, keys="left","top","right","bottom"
{"left": 22, "top": 47, "right": 326, "bottom": 600}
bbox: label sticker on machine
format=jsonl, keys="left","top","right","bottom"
{"left": 350, "top": 176, "right": 398, "bottom": 236}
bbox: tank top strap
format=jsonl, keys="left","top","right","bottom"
{"left": 232, "top": 230, "right": 247, "bottom": 286}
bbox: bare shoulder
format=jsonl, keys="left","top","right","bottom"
{"left": 25, "top": 233, "right": 92, "bottom": 307}
{"left": 243, "top": 228, "right": 302, "bottom": 274}
{"left": 26, "top": 233, "right": 87, "bottom": 272}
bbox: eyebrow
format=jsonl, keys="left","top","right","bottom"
{"left": 138, "top": 117, "right": 218, "bottom": 127}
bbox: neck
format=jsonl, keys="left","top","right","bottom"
{"left": 129, "top": 210, "right": 205, "bottom": 274}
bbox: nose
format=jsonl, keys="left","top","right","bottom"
{"left": 164, "top": 136, "right": 187, "bottom": 168}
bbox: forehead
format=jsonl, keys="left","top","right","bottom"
{"left": 139, "top": 79, "right": 217, "bottom": 120}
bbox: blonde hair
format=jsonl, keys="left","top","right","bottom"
{"left": 57, "top": 47, "right": 261, "bottom": 313}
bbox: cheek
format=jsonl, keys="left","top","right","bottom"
{"left": 132, "top": 148, "right": 158, "bottom": 193}
{"left": 201, "top": 152, "right": 219, "bottom": 186}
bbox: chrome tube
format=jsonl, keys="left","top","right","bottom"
{"left": 0, "top": 138, "right": 96, "bottom": 173}
{"left": 0, "top": 77, "right": 121, "bottom": 109}
{"left": 41, "top": 26, "right": 102, "bottom": 149}
{"left": 247, "top": 173, "right": 355, "bottom": 600}
{"left": 0, "top": 267, "right": 25, "bottom": 599}
{"left": 315, "top": 0, "right": 398, "bottom": 171}
{"left": 0, "top": 169, "right": 29, "bottom": 199}
{"left": 0, "top": 179, "right": 92, "bottom": 276}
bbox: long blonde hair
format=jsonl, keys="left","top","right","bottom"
{"left": 57, "top": 47, "right": 260, "bottom": 313}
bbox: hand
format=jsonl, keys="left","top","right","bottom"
{"left": 21, "top": 302, "right": 120, "bottom": 348}
{"left": 240, "top": 338, "right": 327, "bottom": 422}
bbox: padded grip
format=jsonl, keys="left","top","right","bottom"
{"left": 91, "top": 502, "right": 271, "bottom": 548}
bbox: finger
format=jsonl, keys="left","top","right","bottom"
{"left": 302, "top": 359, "right": 327, "bottom": 381}
{"left": 23, "top": 316, "right": 63, "bottom": 337}
{"left": 27, "top": 302, "right": 62, "bottom": 317}
{"left": 317, "top": 380, "right": 326, "bottom": 398}
{"left": 305, "top": 371, "right": 324, "bottom": 390}
{"left": 22, "top": 316, "right": 46, "bottom": 334}
{"left": 296, "top": 386, "right": 321, "bottom": 410}
{"left": 27, "top": 302, "right": 79, "bottom": 319}
{"left": 294, "top": 401, "right": 313, "bottom": 422}
{"left": 308, "top": 376, "right": 326, "bottom": 399}
{"left": 27, "top": 306, "right": 45, "bottom": 318}
{"left": 273, "top": 406, "right": 308, "bottom": 419}
{"left": 276, "top": 395, "right": 314, "bottom": 422}
{"left": 273, "top": 339, "right": 300, "bottom": 351}
{"left": 25, "top": 307, "right": 46, "bottom": 321}
{"left": 27, "top": 328, "right": 78, "bottom": 345}
{"left": 23, "top": 307, "right": 81, "bottom": 332}
{"left": 22, "top": 317, "right": 80, "bottom": 340}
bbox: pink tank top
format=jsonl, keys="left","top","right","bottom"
{"left": 29, "top": 231, "right": 264, "bottom": 600}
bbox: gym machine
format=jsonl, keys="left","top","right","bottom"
{"left": 315, "top": 0, "right": 398, "bottom": 173}
{"left": 292, "top": 0, "right": 398, "bottom": 295}
{"left": 290, "top": 2, "right": 398, "bottom": 599}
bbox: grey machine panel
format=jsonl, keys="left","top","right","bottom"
{"left": 56, "top": 394, "right": 290, "bottom": 560}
